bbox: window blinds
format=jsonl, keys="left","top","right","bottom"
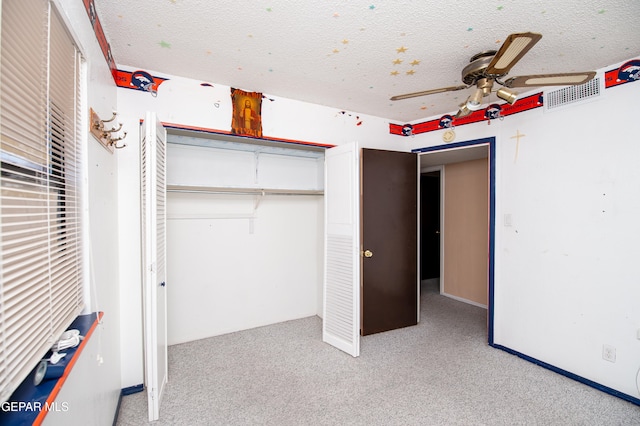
{"left": 0, "top": 0, "right": 84, "bottom": 402}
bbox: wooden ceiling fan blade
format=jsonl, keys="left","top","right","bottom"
{"left": 485, "top": 32, "right": 542, "bottom": 75}
{"left": 390, "top": 85, "right": 468, "bottom": 101}
{"left": 503, "top": 71, "right": 596, "bottom": 87}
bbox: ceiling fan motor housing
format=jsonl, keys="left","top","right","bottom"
{"left": 461, "top": 50, "right": 505, "bottom": 85}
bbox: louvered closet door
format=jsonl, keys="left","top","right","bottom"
{"left": 141, "top": 112, "right": 168, "bottom": 421}
{"left": 322, "top": 142, "right": 360, "bottom": 357}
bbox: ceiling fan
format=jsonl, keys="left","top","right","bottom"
{"left": 390, "top": 32, "right": 596, "bottom": 118}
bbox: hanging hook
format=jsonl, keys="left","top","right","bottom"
{"left": 102, "top": 122, "right": 123, "bottom": 133}
{"left": 101, "top": 111, "right": 117, "bottom": 124}
{"left": 89, "top": 108, "right": 128, "bottom": 152}
{"left": 108, "top": 132, "right": 127, "bottom": 149}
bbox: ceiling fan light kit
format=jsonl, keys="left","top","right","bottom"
{"left": 496, "top": 87, "right": 518, "bottom": 104}
{"left": 455, "top": 103, "right": 473, "bottom": 118}
{"left": 466, "top": 88, "right": 485, "bottom": 110}
{"left": 391, "top": 32, "right": 596, "bottom": 120}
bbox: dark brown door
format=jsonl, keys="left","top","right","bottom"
{"left": 361, "top": 148, "right": 418, "bottom": 335}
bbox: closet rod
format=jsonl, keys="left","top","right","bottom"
{"left": 166, "top": 185, "right": 323, "bottom": 196}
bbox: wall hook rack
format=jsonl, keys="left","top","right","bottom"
{"left": 89, "top": 108, "right": 127, "bottom": 152}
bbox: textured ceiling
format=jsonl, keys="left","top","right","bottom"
{"left": 93, "top": 0, "right": 640, "bottom": 122}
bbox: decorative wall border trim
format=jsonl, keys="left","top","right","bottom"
{"left": 114, "top": 69, "right": 169, "bottom": 96}
{"left": 604, "top": 59, "right": 640, "bottom": 89}
{"left": 82, "top": 0, "right": 117, "bottom": 82}
{"left": 390, "top": 92, "right": 543, "bottom": 137}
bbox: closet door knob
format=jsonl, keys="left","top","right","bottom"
{"left": 363, "top": 250, "right": 373, "bottom": 258}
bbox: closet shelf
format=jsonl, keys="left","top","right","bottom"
{"left": 167, "top": 184, "right": 324, "bottom": 196}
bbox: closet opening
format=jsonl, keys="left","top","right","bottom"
{"left": 164, "top": 129, "right": 326, "bottom": 346}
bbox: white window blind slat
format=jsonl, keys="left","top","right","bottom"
{"left": 4, "top": 294, "right": 49, "bottom": 332}
{"left": 0, "top": 0, "right": 48, "bottom": 168}
{"left": 0, "top": 0, "right": 85, "bottom": 403}
{"left": 1, "top": 173, "right": 49, "bottom": 186}
{"left": 2, "top": 258, "right": 51, "bottom": 285}
{"left": 1, "top": 238, "right": 50, "bottom": 259}
{"left": 5, "top": 330, "right": 50, "bottom": 366}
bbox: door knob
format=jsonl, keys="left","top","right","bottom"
{"left": 363, "top": 250, "right": 373, "bottom": 258}
{"left": 435, "top": 230, "right": 440, "bottom": 234}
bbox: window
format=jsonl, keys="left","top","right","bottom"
{"left": 0, "top": 0, "right": 84, "bottom": 402}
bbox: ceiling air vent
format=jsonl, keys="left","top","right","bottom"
{"left": 544, "top": 74, "right": 602, "bottom": 112}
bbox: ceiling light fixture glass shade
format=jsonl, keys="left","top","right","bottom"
{"left": 496, "top": 87, "right": 518, "bottom": 104}
{"left": 465, "top": 88, "right": 484, "bottom": 110}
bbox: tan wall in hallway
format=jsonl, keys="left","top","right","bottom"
{"left": 443, "top": 158, "right": 488, "bottom": 305}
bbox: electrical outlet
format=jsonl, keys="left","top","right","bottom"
{"left": 602, "top": 344, "right": 616, "bottom": 363}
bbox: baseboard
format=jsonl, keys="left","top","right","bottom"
{"left": 491, "top": 343, "right": 640, "bottom": 407}
{"left": 113, "top": 384, "right": 144, "bottom": 426}
{"left": 441, "top": 292, "right": 487, "bottom": 309}
{"left": 121, "top": 384, "right": 144, "bottom": 395}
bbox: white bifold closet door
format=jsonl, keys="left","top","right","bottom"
{"left": 141, "top": 112, "right": 168, "bottom": 421}
{"left": 322, "top": 142, "right": 360, "bottom": 357}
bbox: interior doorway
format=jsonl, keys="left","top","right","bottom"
{"left": 420, "top": 170, "right": 441, "bottom": 282}
{"left": 415, "top": 138, "right": 496, "bottom": 343}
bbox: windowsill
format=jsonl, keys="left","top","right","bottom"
{"left": 0, "top": 312, "right": 103, "bottom": 425}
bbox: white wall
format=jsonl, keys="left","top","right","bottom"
{"left": 116, "top": 69, "right": 403, "bottom": 386}
{"left": 406, "top": 60, "right": 640, "bottom": 401}
{"left": 166, "top": 194, "right": 323, "bottom": 344}
{"left": 46, "top": 0, "right": 121, "bottom": 424}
